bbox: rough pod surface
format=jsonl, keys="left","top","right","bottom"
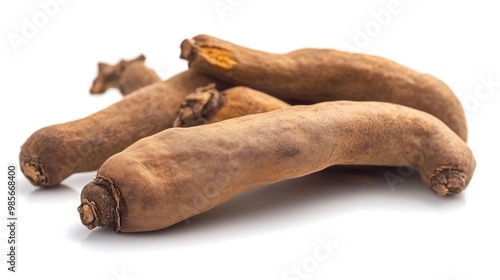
{"left": 20, "top": 71, "right": 225, "bottom": 187}
{"left": 78, "top": 101, "right": 475, "bottom": 232}
{"left": 174, "top": 84, "right": 290, "bottom": 127}
{"left": 181, "top": 34, "right": 468, "bottom": 141}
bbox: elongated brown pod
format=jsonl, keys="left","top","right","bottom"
{"left": 20, "top": 71, "right": 226, "bottom": 187}
{"left": 78, "top": 101, "right": 475, "bottom": 233}
{"left": 180, "top": 35, "right": 468, "bottom": 141}
{"left": 90, "top": 54, "right": 161, "bottom": 96}
{"left": 174, "top": 84, "right": 290, "bottom": 127}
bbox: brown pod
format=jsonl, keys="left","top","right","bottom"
{"left": 90, "top": 54, "right": 161, "bottom": 96}
{"left": 180, "top": 34, "right": 468, "bottom": 141}
{"left": 174, "top": 84, "right": 290, "bottom": 127}
{"left": 20, "top": 71, "right": 226, "bottom": 187}
{"left": 78, "top": 101, "right": 475, "bottom": 233}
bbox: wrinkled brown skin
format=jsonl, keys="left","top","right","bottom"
{"left": 20, "top": 71, "right": 227, "bottom": 187}
{"left": 78, "top": 101, "right": 475, "bottom": 233}
{"left": 174, "top": 84, "right": 290, "bottom": 127}
{"left": 90, "top": 54, "right": 161, "bottom": 96}
{"left": 180, "top": 35, "right": 468, "bottom": 141}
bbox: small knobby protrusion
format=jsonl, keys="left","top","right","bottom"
{"left": 77, "top": 199, "right": 100, "bottom": 230}
{"left": 174, "top": 84, "right": 225, "bottom": 127}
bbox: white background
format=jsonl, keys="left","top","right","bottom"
{"left": 1, "top": 1, "right": 499, "bottom": 279}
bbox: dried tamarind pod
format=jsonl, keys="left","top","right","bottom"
{"left": 20, "top": 71, "right": 226, "bottom": 187}
{"left": 180, "top": 35, "right": 468, "bottom": 141}
{"left": 174, "top": 84, "right": 290, "bottom": 127}
{"left": 90, "top": 54, "right": 161, "bottom": 96}
{"left": 78, "top": 101, "right": 475, "bottom": 232}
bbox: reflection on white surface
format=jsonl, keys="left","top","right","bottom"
{"left": 17, "top": 166, "right": 479, "bottom": 280}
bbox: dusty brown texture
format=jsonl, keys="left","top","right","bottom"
{"left": 180, "top": 34, "right": 468, "bottom": 141}
{"left": 20, "top": 71, "right": 226, "bottom": 187}
{"left": 174, "top": 84, "right": 290, "bottom": 127}
{"left": 90, "top": 54, "right": 161, "bottom": 96}
{"left": 78, "top": 101, "right": 475, "bottom": 233}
